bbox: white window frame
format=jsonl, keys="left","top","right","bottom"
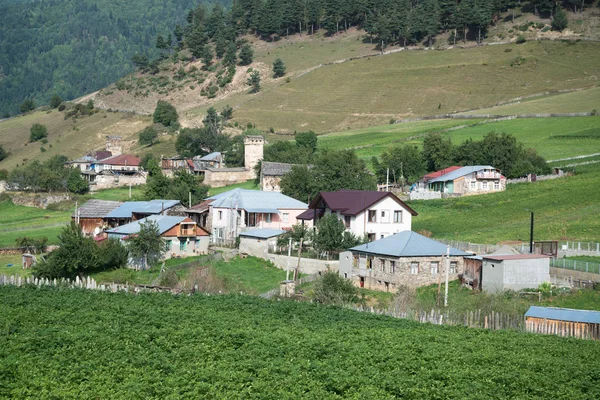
{"left": 482, "top": 181, "right": 488, "bottom": 190}
{"left": 470, "top": 181, "right": 476, "bottom": 190}
{"left": 265, "top": 213, "right": 272, "bottom": 223}
{"left": 393, "top": 210, "right": 402, "bottom": 223}
{"left": 282, "top": 213, "right": 289, "bottom": 223}
{"left": 450, "top": 261, "right": 457, "bottom": 274}
{"left": 410, "top": 262, "right": 419, "bottom": 275}
{"left": 430, "top": 262, "right": 439, "bottom": 275}
{"left": 494, "top": 181, "right": 500, "bottom": 190}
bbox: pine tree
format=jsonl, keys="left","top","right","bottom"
{"left": 201, "top": 45, "right": 213, "bottom": 69}
{"left": 238, "top": 43, "right": 254, "bottom": 66}
{"left": 187, "top": 24, "right": 208, "bottom": 58}
{"left": 247, "top": 70, "right": 261, "bottom": 93}
{"left": 552, "top": 7, "right": 568, "bottom": 31}
{"left": 223, "top": 42, "right": 238, "bottom": 66}
{"left": 272, "top": 58, "right": 286, "bottom": 78}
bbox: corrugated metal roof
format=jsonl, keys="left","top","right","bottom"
{"left": 97, "top": 154, "right": 141, "bottom": 166}
{"left": 106, "top": 215, "right": 187, "bottom": 236}
{"left": 428, "top": 166, "right": 498, "bottom": 183}
{"left": 262, "top": 161, "right": 294, "bottom": 176}
{"left": 199, "top": 152, "right": 222, "bottom": 162}
{"left": 483, "top": 254, "right": 550, "bottom": 261}
{"left": 422, "top": 166, "right": 461, "bottom": 182}
{"left": 350, "top": 231, "right": 470, "bottom": 257}
{"left": 105, "top": 200, "right": 181, "bottom": 219}
{"left": 309, "top": 190, "right": 418, "bottom": 217}
{"left": 73, "top": 199, "right": 122, "bottom": 218}
{"left": 208, "top": 189, "right": 307, "bottom": 211}
{"left": 525, "top": 306, "right": 600, "bottom": 324}
{"left": 240, "top": 228, "right": 286, "bottom": 239}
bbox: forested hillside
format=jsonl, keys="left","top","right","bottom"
{"left": 0, "top": 0, "right": 229, "bottom": 117}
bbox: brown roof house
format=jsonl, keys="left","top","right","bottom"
{"left": 298, "top": 190, "right": 418, "bottom": 242}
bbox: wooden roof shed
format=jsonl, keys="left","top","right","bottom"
{"left": 525, "top": 306, "right": 600, "bottom": 340}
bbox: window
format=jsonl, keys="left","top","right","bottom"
{"left": 344, "top": 215, "right": 351, "bottom": 228}
{"left": 494, "top": 181, "right": 500, "bottom": 190}
{"left": 265, "top": 213, "right": 272, "bottom": 223}
{"left": 380, "top": 234, "right": 385, "bottom": 240}
{"left": 165, "top": 240, "right": 172, "bottom": 251}
{"left": 367, "top": 233, "right": 376, "bottom": 242}
{"left": 380, "top": 259, "right": 386, "bottom": 272}
{"left": 410, "top": 262, "right": 419, "bottom": 274}
{"left": 470, "top": 181, "right": 476, "bottom": 190}
{"left": 366, "top": 257, "right": 373, "bottom": 269}
{"left": 393, "top": 210, "right": 402, "bottom": 223}
{"left": 353, "top": 255, "right": 359, "bottom": 267}
{"left": 282, "top": 213, "right": 289, "bottom": 223}
{"left": 390, "top": 261, "right": 396, "bottom": 273}
{"left": 450, "top": 261, "right": 457, "bottom": 274}
{"left": 218, "top": 210, "right": 223, "bottom": 220}
{"left": 380, "top": 210, "right": 390, "bottom": 223}
{"left": 368, "top": 210, "right": 377, "bottom": 223}
{"left": 430, "top": 262, "right": 439, "bottom": 275}
{"left": 482, "top": 181, "right": 488, "bottom": 190}
{"left": 180, "top": 240, "right": 187, "bottom": 251}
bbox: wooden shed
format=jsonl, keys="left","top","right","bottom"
{"left": 73, "top": 200, "right": 122, "bottom": 236}
{"left": 525, "top": 306, "right": 600, "bottom": 340}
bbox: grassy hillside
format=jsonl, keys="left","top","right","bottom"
{"left": 230, "top": 41, "right": 600, "bottom": 132}
{"left": 2, "top": 286, "right": 599, "bottom": 398}
{"left": 0, "top": 109, "right": 151, "bottom": 170}
{"left": 410, "top": 163, "right": 600, "bottom": 243}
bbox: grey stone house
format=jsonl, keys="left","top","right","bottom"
{"left": 339, "top": 231, "right": 470, "bottom": 292}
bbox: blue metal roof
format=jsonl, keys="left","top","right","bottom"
{"left": 525, "top": 306, "right": 600, "bottom": 324}
{"left": 105, "top": 200, "right": 181, "bottom": 219}
{"left": 428, "top": 166, "right": 498, "bottom": 183}
{"left": 199, "top": 152, "right": 222, "bottom": 161}
{"left": 106, "top": 215, "right": 187, "bottom": 236}
{"left": 208, "top": 189, "right": 307, "bottom": 211}
{"left": 240, "top": 228, "right": 286, "bottom": 239}
{"left": 350, "top": 231, "right": 470, "bottom": 257}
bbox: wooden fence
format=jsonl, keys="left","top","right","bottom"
{"left": 525, "top": 318, "right": 600, "bottom": 340}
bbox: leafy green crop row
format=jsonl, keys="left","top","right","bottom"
{"left": 1, "top": 287, "right": 599, "bottom": 399}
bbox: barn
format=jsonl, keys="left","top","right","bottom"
{"left": 525, "top": 306, "right": 600, "bottom": 340}
{"left": 72, "top": 199, "right": 122, "bottom": 236}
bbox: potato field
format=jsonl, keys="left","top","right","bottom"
{"left": 1, "top": 287, "right": 599, "bottom": 399}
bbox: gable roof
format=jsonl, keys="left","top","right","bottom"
{"left": 240, "top": 228, "right": 286, "bottom": 239}
{"left": 207, "top": 189, "right": 307, "bottom": 212}
{"left": 187, "top": 199, "right": 213, "bottom": 214}
{"left": 96, "top": 154, "right": 141, "bottom": 167}
{"left": 525, "top": 306, "right": 600, "bottom": 324}
{"left": 428, "top": 166, "right": 498, "bottom": 183}
{"left": 199, "top": 152, "right": 223, "bottom": 162}
{"left": 261, "top": 161, "right": 294, "bottom": 176}
{"left": 308, "top": 190, "right": 417, "bottom": 217}
{"left": 73, "top": 199, "right": 122, "bottom": 218}
{"left": 106, "top": 215, "right": 187, "bottom": 236}
{"left": 350, "top": 231, "right": 469, "bottom": 257}
{"left": 422, "top": 166, "right": 461, "bottom": 182}
{"left": 105, "top": 200, "right": 181, "bottom": 219}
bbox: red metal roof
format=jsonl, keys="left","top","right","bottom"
{"left": 483, "top": 254, "right": 551, "bottom": 261}
{"left": 188, "top": 199, "right": 213, "bottom": 213}
{"left": 422, "top": 166, "right": 461, "bottom": 182}
{"left": 307, "top": 190, "right": 417, "bottom": 217}
{"left": 98, "top": 154, "right": 141, "bottom": 166}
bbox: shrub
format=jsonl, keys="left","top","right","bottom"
{"left": 0, "top": 145, "right": 9, "bottom": 162}
{"left": 29, "top": 123, "right": 48, "bottom": 142}
{"left": 58, "top": 104, "right": 66, "bottom": 111}
{"left": 153, "top": 100, "right": 178, "bottom": 127}
{"left": 552, "top": 8, "right": 568, "bottom": 32}
{"left": 138, "top": 126, "right": 159, "bottom": 145}
{"left": 49, "top": 94, "right": 62, "bottom": 108}
{"left": 312, "top": 271, "right": 358, "bottom": 305}
{"left": 504, "top": 48, "right": 513, "bottom": 53}
{"left": 516, "top": 35, "right": 526, "bottom": 44}
{"left": 20, "top": 98, "right": 36, "bottom": 113}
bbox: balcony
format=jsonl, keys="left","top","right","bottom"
{"left": 178, "top": 226, "right": 196, "bottom": 237}
{"left": 476, "top": 172, "right": 501, "bottom": 180}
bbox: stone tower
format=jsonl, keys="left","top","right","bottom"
{"left": 105, "top": 136, "right": 123, "bottom": 156}
{"left": 244, "top": 135, "right": 264, "bottom": 171}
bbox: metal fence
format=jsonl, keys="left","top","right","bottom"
{"left": 550, "top": 258, "right": 600, "bottom": 274}
{"left": 559, "top": 241, "right": 600, "bottom": 254}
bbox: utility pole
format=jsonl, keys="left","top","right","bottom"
{"left": 386, "top": 168, "right": 389, "bottom": 192}
{"left": 189, "top": 191, "right": 192, "bottom": 208}
{"left": 444, "top": 245, "right": 450, "bottom": 307}
{"left": 294, "top": 238, "right": 303, "bottom": 281}
{"left": 529, "top": 212, "right": 534, "bottom": 254}
{"left": 129, "top": 184, "right": 132, "bottom": 199}
{"left": 286, "top": 237, "right": 292, "bottom": 281}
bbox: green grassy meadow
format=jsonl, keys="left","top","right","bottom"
{"left": 89, "top": 185, "right": 146, "bottom": 201}
{"left": 207, "top": 180, "right": 259, "bottom": 196}
{"left": 232, "top": 41, "right": 600, "bottom": 132}
{"left": 2, "top": 286, "right": 599, "bottom": 398}
{"left": 410, "top": 163, "right": 600, "bottom": 243}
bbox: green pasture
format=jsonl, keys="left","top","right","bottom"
{"left": 410, "top": 163, "right": 600, "bottom": 243}
{"left": 89, "top": 185, "right": 146, "bottom": 201}
{"left": 207, "top": 180, "right": 259, "bottom": 196}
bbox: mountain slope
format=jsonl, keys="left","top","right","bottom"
{"left": 0, "top": 0, "right": 229, "bottom": 117}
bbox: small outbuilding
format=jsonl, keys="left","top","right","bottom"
{"left": 525, "top": 306, "right": 600, "bottom": 340}
{"left": 239, "top": 228, "right": 285, "bottom": 259}
{"left": 481, "top": 254, "right": 550, "bottom": 293}
{"left": 73, "top": 199, "right": 123, "bottom": 236}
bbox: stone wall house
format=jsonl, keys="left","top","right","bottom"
{"left": 297, "top": 190, "right": 417, "bottom": 242}
{"left": 260, "top": 161, "right": 294, "bottom": 192}
{"left": 339, "top": 231, "right": 470, "bottom": 292}
{"left": 239, "top": 228, "right": 285, "bottom": 259}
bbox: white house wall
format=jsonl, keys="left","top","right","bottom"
{"left": 341, "top": 197, "right": 412, "bottom": 239}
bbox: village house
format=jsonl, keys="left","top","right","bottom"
{"left": 426, "top": 165, "right": 506, "bottom": 196}
{"left": 297, "top": 190, "right": 417, "bottom": 242}
{"left": 525, "top": 306, "right": 600, "bottom": 340}
{"left": 102, "top": 199, "right": 182, "bottom": 227}
{"left": 201, "top": 188, "right": 309, "bottom": 243}
{"left": 161, "top": 152, "right": 225, "bottom": 177}
{"left": 72, "top": 199, "right": 122, "bottom": 236}
{"left": 260, "top": 161, "right": 294, "bottom": 192}
{"left": 106, "top": 215, "right": 210, "bottom": 259}
{"left": 238, "top": 228, "right": 286, "bottom": 259}
{"left": 339, "top": 231, "right": 470, "bottom": 291}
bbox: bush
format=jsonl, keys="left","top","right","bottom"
{"left": 238, "top": 43, "right": 254, "bottom": 66}
{"left": 516, "top": 35, "right": 526, "bottom": 44}
{"left": 0, "top": 145, "right": 8, "bottom": 162}
{"left": 312, "top": 271, "right": 358, "bottom": 305}
{"left": 49, "top": 94, "right": 62, "bottom": 108}
{"left": 138, "top": 126, "right": 159, "bottom": 145}
{"left": 552, "top": 8, "right": 568, "bottom": 32}
{"left": 29, "top": 123, "right": 48, "bottom": 142}
{"left": 20, "top": 98, "right": 36, "bottom": 113}
{"left": 58, "top": 103, "right": 66, "bottom": 111}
